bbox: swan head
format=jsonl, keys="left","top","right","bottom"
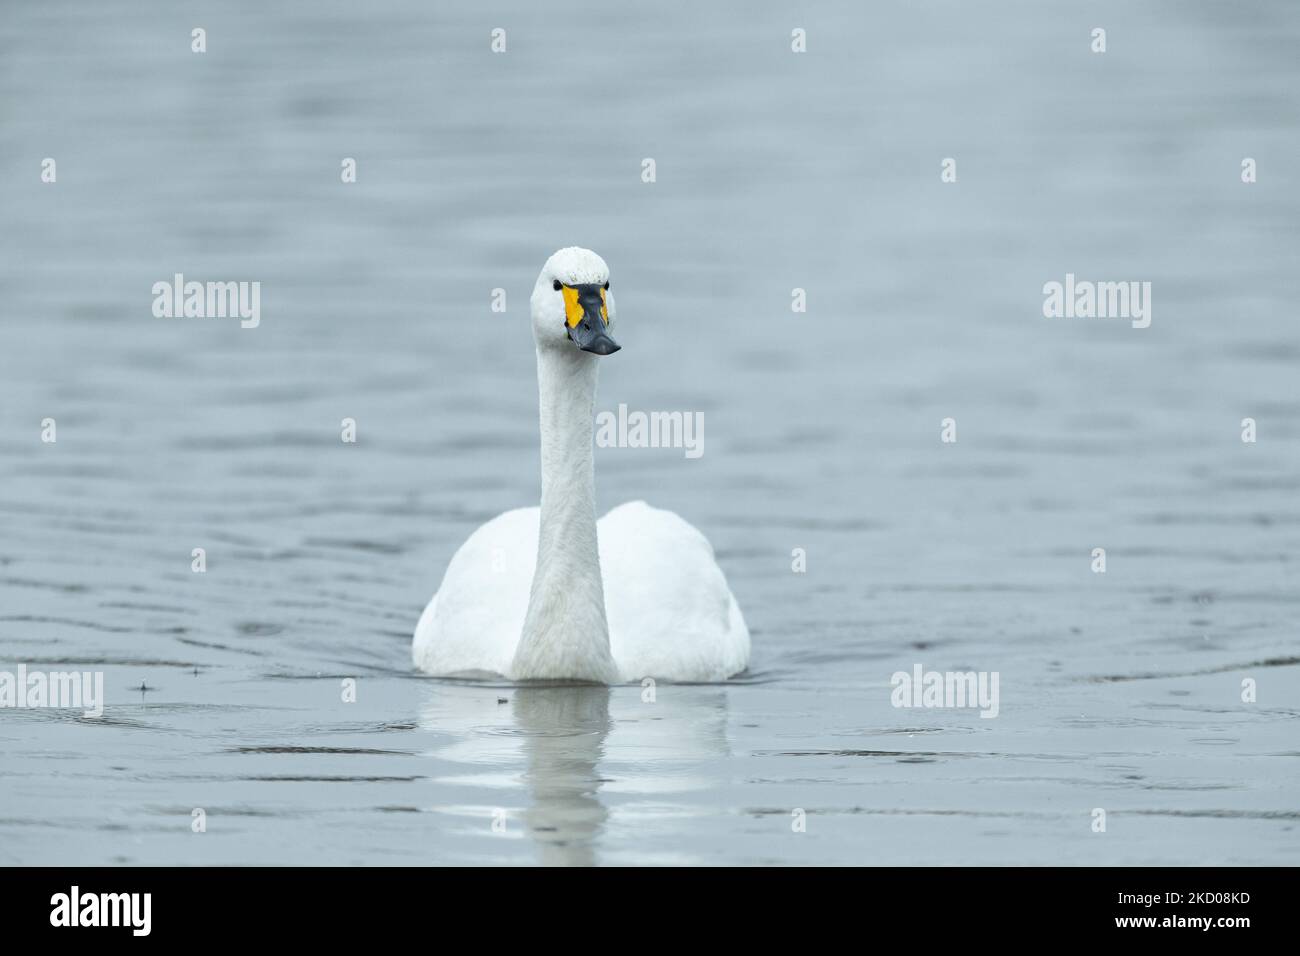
{"left": 531, "top": 247, "right": 619, "bottom": 356}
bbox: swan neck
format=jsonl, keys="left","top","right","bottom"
{"left": 512, "top": 346, "right": 616, "bottom": 682}
{"left": 536, "top": 347, "right": 598, "bottom": 519}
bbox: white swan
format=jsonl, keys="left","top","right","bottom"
{"left": 413, "top": 247, "right": 749, "bottom": 683}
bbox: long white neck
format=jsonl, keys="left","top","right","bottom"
{"left": 511, "top": 345, "right": 619, "bottom": 682}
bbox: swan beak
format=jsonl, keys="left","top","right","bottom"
{"left": 563, "top": 284, "right": 620, "bottom": 355}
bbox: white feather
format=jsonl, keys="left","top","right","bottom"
{"left": 414, "top": 501, "right": 750, "bottom": 682}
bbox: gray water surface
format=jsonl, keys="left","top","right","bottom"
{"left": 1, "top": 0, "right": 1298, "bottom": 865}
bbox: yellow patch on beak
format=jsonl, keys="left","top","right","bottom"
{"left": 562, "top": 287, "right": 584, "bottom": 328}
{"left": 562, "top": 286, "right": 609, "bottom": 328}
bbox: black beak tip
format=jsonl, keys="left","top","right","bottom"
{"left": 581, "top": 336, "right": 621, "bottom": 356}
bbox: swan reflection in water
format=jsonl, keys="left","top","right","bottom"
{"left": 419, "top": 682, "right": 733, "bottom": 865}
{"left": 511, "top": 684, "right": 611, "bottom": 866}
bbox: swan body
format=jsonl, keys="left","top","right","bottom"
{"left": 412, "top": 248, "right": 749, "bottom": 683}
{"left": 414, "top": 501, "right": 749, "bottom": 682}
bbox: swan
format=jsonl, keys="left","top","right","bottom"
{"left": 412, "top": 247, "right": 749, "bottom": 684}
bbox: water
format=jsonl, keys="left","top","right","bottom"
{"left": 1, "top": 0, "right": 1298, "bottom": 865}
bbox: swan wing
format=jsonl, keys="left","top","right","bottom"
{"left": 598, "top": 500, "right": 750, "bottom": 682}
{"left": 412, "top": 507, "right": 539, "bottom": 677}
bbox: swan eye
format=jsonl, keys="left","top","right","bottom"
{"left": 603, "top": 281, "right": 610, "bottom": 291}
{"left": 552, "top": 279, "right": 562, "bottom": 291}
